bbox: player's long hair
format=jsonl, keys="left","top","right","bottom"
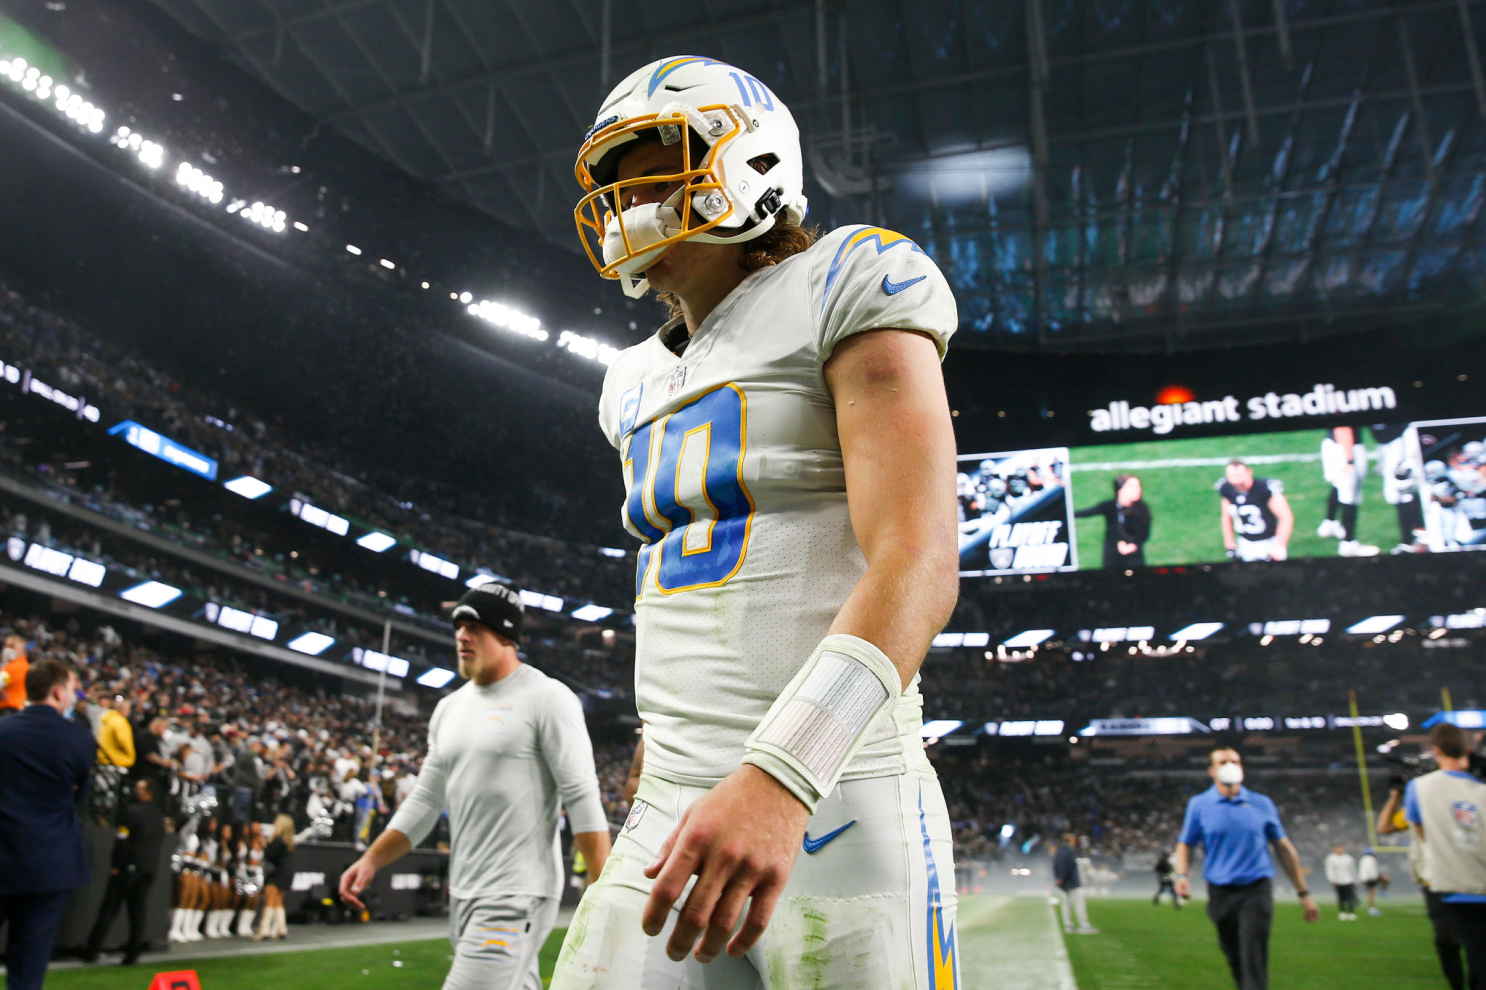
{"left": 656, "top": 218, "right": 818, "bottom": 322}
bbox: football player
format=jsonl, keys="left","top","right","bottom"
{"left": 1317, "top": 425, "right": 1380, "bottom": 556}
{"left": 1216, "top": 460, "right": 1294, "bottom": 562}
{"left": 555, "top": 57, "right": 961, "bottom": 989}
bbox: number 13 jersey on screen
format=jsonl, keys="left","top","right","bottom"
{"left": 597, "top": 224, "right": 958, "bottom": 785}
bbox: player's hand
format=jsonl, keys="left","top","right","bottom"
{"left": 642, "top": 764, "right": 809, "bottom": 964}
{"left": 1300, "top": 893, "right": 1319, "bottom": 923}
{"left": 1174, "top": 877, "right": 1191, "bottom": 900}
{"left": 338, "top": 855, "right": 377, "bottom": 911}
{"left": 1117, "top": 541, "right": 1137, "bottom": 556}
{"left": 1269, "top": 544, "right": 1288, "bottom": 561}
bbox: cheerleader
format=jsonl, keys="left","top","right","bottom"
{"left": 204, "top": 822, "right": 236, "bottom": 937}
{"left": 167, "top": 816, "right": 209, "bottom": 942}
{"left": 235, "top": 829, "right": 266, "bottom": 937}
{"left": 254, "top": 815, "right": 298, "bottom": 940}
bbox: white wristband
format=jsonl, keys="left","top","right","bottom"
{"left": 742, "top": 634, "right": 901, "bottom": 813}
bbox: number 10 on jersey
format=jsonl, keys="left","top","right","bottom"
{"left": 622, "top": 384, "right": 755, "bottom": 597}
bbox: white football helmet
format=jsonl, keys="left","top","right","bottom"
{"left": 574, "top": 56, "right": 808, "bottom": 298}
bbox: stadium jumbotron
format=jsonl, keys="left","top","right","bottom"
{"left": 1, "top": 2, "right": 1484, "bottom": 988}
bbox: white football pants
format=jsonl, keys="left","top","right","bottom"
{"left": 551, "top": 767, "right": 959, "bottom": 990}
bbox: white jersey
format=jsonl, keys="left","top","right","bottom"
{"left": 597, "top": 225, "right": 958, "bottom": 785}
{"left": 386, "top": 664, "right": 607, "bottom": 900}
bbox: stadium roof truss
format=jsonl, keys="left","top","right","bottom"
{"left": 148, "top": 0, "right": 1486, "bottom": 350}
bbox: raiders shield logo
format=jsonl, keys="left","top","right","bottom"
{"left": 990, "top": 547, "right": 1016, "bottom": 571}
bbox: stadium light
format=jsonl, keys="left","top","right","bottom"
{"left": 356, "top": 531, "right": 397, "bottom": 553}
{"left": 464, "top": 572, "right": 498, "bottom": 589}
{"left": 519, "top": 589, "right": 564, "bottom": 612}
{"left": 1001, "top": 629, "right": 1054, "bottom": 648}
{"left": 411, "top": 549, "right": 459, "bottom": 580}
{"left": 294, "top": 221, "right": 309, "bottom": 231}
{"left": 289, "top": 499, "right": 350, "bottom": 537}
{"left": 120, "top": 581, "right": 183, "bottom": 608}
{"left": 346, "top": 244, "right": 362, "bottom": 255}
{"left": 67, "top": 557, "right": 106, "bottom": 588}
{"left": 571, "top": 604, "right": 614, "bottom": 622}
{"left": 920, "top": 719, "right": 964, "bottom": 739}
{"left": 1383, "top": 713, "right": 1410, "bottom": 731}
{"left": 556, "top": 330, "right": 622, "bottom": 366}
{"left": 287, "top": 632, "right": 335, "bottom": 655}
{"left": 599, "top": 547, "right": 627, "bottom": 558}
{"left": 175, "top": 162, "right": 224, "bottom": 204}
{"left": 23, "top": 543, "right": 73, "bottom": 577}
{"left": 1169, "top": 621, "right": 1224, "bottom": 641}
{"left": 1346, "top": 615, "right": 1406, "bottom": 635}
{"left": 379, "top": 258, "right": 396, "bottom": 270}
{"left": 468, "top": 299, "right": 548, "bottom": 341}
{"left": 355, "top": 649, "right": 410, "bottom": 678}
{"left": 241, "top": 201, "right": 287, "bottom": 233}
{"left": 224, "top": 475, "right": 273, "bottom": 499}
{"left": 416, "top": 667, "right": 457, "bottom": 688}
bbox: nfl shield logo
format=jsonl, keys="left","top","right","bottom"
{"left": 1454, "top": 801, "right": 1480, "bottom": 830}
{"left": 665, "top": 365, "right": 687, "bottom": 401}
{"left": 624, "top": 800, "right": 647, "bottom": 832}
{"left": 990, "top": 547, "right": 1016, "bottom": 571}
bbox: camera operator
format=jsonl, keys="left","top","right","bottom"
{"left": 1380, "top": 763, "right": 1464, "bottom": 990}
{"left": 1404, "top": 723, "right": 1486, "bottom": 989}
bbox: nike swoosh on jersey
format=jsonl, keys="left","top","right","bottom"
{"left": 802, "top": 819, "right": 858, "bottom": 854}
{"left": 881, "top": 273, "right": 927, "bottom": 295}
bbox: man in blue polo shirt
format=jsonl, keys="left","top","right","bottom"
{"left": 1173, "top": 747, "right": 1318, "bottom": 990}
{"left": 1406, "top": 722, "right": 1486, "bottom": 990}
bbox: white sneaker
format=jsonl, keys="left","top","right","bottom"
{"left": 1338, "top": 540, "right": 1379, "bottom": 557}
{"left": 1317, "top": 519, "right": 1344, "bottom": 539}
{"left": 1369, "top": 907, "right": 1382, "bottom": 916}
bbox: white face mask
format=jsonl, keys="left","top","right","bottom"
{"left": 1215, "top": 762, "right": 1244, "bottom": 786}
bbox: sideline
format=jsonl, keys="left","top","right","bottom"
{"left": 957, "top": 893, "right": 1078, "bottom": 990}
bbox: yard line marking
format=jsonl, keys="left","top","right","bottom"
{"left": 1073, "top": 452, "right": 1322, "bottom": 472}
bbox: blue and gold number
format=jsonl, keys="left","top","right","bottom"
{"left": 727, "top": 71, "right": 775, "bottom": 112}
{"left": 622, "top": 384, "right": 754, "bottom": 597}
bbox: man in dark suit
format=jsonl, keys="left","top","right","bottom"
{"left": 82, "top": 778, "right": 166, "bottom": 965}
{"left": 0, "top": 658, "right": 95, "bottom": 990}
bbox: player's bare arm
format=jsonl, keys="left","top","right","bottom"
{"left": 572, "top": 829, "right": 611, "bottom": 888}
{"left": 641, "top": 327, "right": 959, "bottom": 965}
{"left": 1172, "top": 841, "right": 1193, "bottom": 899}
{"left": 1272, "top": 837, "right": 1319, "bottom": 922}
{"left": 339, "top": 827, "right": 412, "bottom": 910}
{"left": 622, "top": 736, "right": 644, "bottom": 808}
{"left": 1219, "top": 497, "right": 1236, "bottom": 552}
{"left": 1269, "top": 491, "right": 1295, "bottom": 556}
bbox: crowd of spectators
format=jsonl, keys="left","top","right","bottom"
{"left": 6, "top": 610, "right": 638, "bottom": 852}
{"left": 937, "top": 751, "right": 1382, "bottom": 875}
{"left": 0, "top": 282, "right": 635, "bottom": 608}
{"left": 0, "top": 488, "right": 638, "bottom": 697}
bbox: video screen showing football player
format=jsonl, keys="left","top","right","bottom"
{"left": 1316, "top": 425, "right": 1379, "bottom": 556}
{"left": 1216, "top": 460, "right": 1293, "bottom": 562}
{"left": 1419, "top": 429, "right": 1486, "bottom": 547}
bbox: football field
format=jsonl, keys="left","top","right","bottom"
{"left": 1064, "top": 897, "right": 1440, "bottom": 990}
{"left": 41, "top": 895, "right": 1441, "bottom": 988}
{"left": 1070, "top": 428, "right": 1399, "bottom": 569}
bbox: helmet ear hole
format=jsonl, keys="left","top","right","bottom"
{"left": 747, "top": 153, "right": 779, "bottom": 175}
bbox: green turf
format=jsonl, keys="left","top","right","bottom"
{"left": 1068, "top": 427, "right": 1398, "bottom": 569}
{"left": 1064, "top": 898, "right": 1440, "bottom": 990}
{"left": 45, "top": 929, "right": 567, "bottom": 989}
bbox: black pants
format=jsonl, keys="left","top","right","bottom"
{"left": 1334, "top": 883, "right": 1357, "bottom": 914}
{"left": 1207, "top": 878, "right": 1273, "bottom": 990}
{"left": 0, "top": 889, "right": 72, "bottom": 990}
{"left": 1154, "top": 878, "right": 1179, "bottom": 905}
{"left": 1444, "top": 900, "right": 1486, "bottom": 990}
{"left": 1427, "top": 891, "right": 1467, "bottom": 990}
{"left": 86, "top": 869, "right": 157, "bottom": 960}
